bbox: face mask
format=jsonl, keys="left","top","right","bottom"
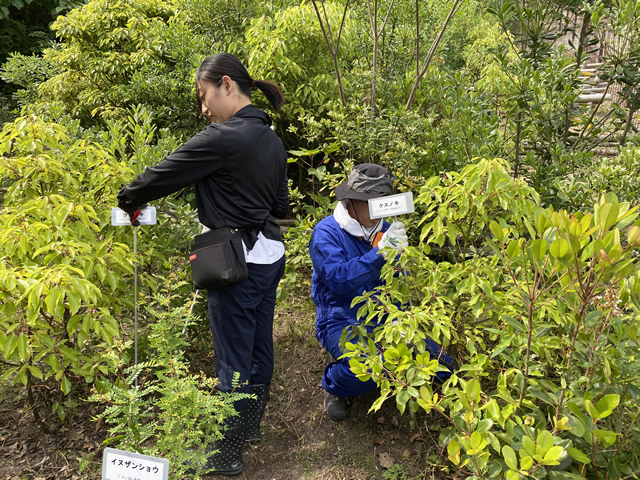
{"left": 334, "top": 201, "right": 382, "bottom": 242}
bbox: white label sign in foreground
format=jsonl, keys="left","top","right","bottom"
{"left": 368, "top": 192, "right": 414, "bottom": 219}
{"left": 102, "top": 447, "right": 169, "bottom": 480}
{"left": 111, "top": 207, "right": 157, "bottom": 226}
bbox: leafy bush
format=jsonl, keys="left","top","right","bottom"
{"left": 295, "top": 67, "right": 503, "bottom": 179}
{"left": 479, "top": 0, "right": 640, "bottom": 206}
{"left": 0, "top": 114, "right": 132, "bottom": 425}
{"left": 0, "top": 0, "right": 82, "bottom": 80}
{"left": 0, "top": 106, "right": 197, "bottom": 427}
{"left": 2, "top": 0, "right": 209, "bottom": 135}
{"left": 237, "top": 1, "right": 358, "bottom": 150}
{"left": 556, "top": 145, "right": 640, "bottom": 210}
{"left": 345, "top": 159, "right": 640, "bottom": 479}
{"left": 91, "top": 280, "right": 249, "bottom": 479}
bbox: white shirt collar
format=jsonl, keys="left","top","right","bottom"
{"left": 333, "top": 200, "right": 382, "bottom": 242}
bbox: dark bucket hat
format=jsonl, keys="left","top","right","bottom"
{"left": 335, "top": 163, "right": 395, "bottom": 201}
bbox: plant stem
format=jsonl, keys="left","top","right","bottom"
{"left": 310, "top": 0, "right": 348, "bottom": 108}
{"left": 26, "top": 368, "right": 51, "bottom": 434}
{"left": 405, "top": 0, "right": 463, "bottom": 110}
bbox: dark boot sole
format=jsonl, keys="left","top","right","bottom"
{"left": 209, "top": 465, "right": 244, "bottom": 476}
{"left": 186, "top": 463, "right": 244, "bottom": 476}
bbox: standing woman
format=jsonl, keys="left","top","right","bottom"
{"left": 117, "top": 53, "right": 289, "bottom": 475}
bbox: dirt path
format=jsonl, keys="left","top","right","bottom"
{"left": 0, "top": 302, "right": 449, "bottom": 480}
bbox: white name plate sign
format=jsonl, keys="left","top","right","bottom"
{"left": 102, "top": 447, "right": 169, "bottom": 480}
{"left": 111, "top": 207, "right": 157, "bottom": 226}
{"left": 368, "top": 192, "right": 414, "bottom": 219}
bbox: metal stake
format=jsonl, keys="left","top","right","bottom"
{"left": 134, "top": 225, "right": 138, "bottom": 387}
{"left": 110, "top": 207, "right": 156, "bottom": 389}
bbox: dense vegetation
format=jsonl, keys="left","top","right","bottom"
{"left": 1, "top": 0, "right": 639, "bottom": 478}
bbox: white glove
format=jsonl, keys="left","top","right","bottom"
{"left": 377, "top": 221, "right": 408, "bottom": 257}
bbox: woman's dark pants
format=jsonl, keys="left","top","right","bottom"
{"left": 207, "top": 256, "right": 286, "bottom": 411}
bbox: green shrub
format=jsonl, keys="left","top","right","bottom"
{"left": 91, "top": 280, "right": 249, "bottom": 479}
{"left": 0, "top": 114, "right": 132, "bottom": 425}
{"left": 2, "top": 0, "right": 209, "bottom": 135}
{"left": 345, "top": 158, "right": 640, "bottom": 479}
{"left": 0, "top": 107, "right": 196, "bottom": 427}
{"left": 556, "top": 145, "right": 640, "bottom": 210}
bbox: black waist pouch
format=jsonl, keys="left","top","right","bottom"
{"left": 189, "top": 228, "right": 248, "bottom": 289}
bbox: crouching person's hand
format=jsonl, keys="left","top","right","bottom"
{"left": 378, "top": 221, "right": 408, "bottom": 257}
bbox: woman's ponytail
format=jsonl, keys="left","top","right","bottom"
{"left": 196, "top": 53, "right": 286, "bottom": 113}
{"left": 252, "top": 79, "right": 286, "bottom": 113}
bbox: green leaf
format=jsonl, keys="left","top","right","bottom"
{"left": 95, "top": 263, "right": 107, "bottom": 281}
{"left": 67, "top": 315, "right": 82, "bottom": 337}
{"left": 595, "top": 394, "right": 619, "bottom": 419}
{"left": 520, "top": 455, "right": 534, "bottom": 470}
{"left": 17, "top": 333, "right": 29, "bottom": 362}
{"left": 447, "top": 440, "right": 461, "bottom": 465}
{"left": 18, "top": 366, "right": 28, "bottom": 386}
{"left": 490, "top": 221, "right": 504, "bottom": 242}
{"left": 506, "top": 239, "right": 521, "bottom": 259}
{"left": 567, "top": 413, "right": 586, "bottom": 437}
{"left": 549, "top": 472, "right": 592, "bottom": 480}
{"left": 502, "top": 445, "right": 518, "bottom": 471}
{"left": 28, "top": 365, "right": 43, "bottom": 380}
{"left": 3, "top": 334, "right": 18, "bottom": 360}
{"left": 502, "top": 315, "right": 525, "bottom": 333}
{"left": 3, "top": 301, "right": 17, "bottom": 319}
{"left": 628, "top": 225, "right": 640, "bottom": 247}
{"left": 529, "top": 239, "right": 548, "bottom": 260}
{"left": 77, "top": 330, "right": 88, "bottom": 348}
{"left": 584, "top": 399, "right": 599, "bottom": 419}
{"left": 593, "top": 429, "right": 618, "bottom": 447}
{"left": 567, "top": 447, "right": 591, "bottom": 464}
{"left": 522, "top": 435, "right": 536, "bottom": 456}
{"left": 549, "top": 238, "right": 570, "bottom": 259}
{"left": 470, "top": 431, "right": 484, "bottom": 450}
{"left": 106, "top": 271, "right": 119, "bottom": 292}
{"left": 537, "top": 430, "right": 554, "bottom": 455}
{"left": 597, "top": 202, "right": 619, "bottom": 231}
{"left": 34, "top": 332, "right": 55, "bottom": 350}
{"left": 465, "top": 378, "right": 481, "bottom": 402}
{"left": 476, "top": 419, "right": 494, "bottom": 433}
{"left": 542, "top": 445, "right": 563, "bottom": 465}
{"left": 67, "top": 291, "right": 82, "bottom": 315}
{"left": 45, "top": 288, "right": 61, "bottom": 317}
{"left": 61, "top": 375, "right": 71, "bottom": 395}
{"left": 1, "top": 366, "right": 19, "bottom": 383}
{"left": 487, "top": 462, "right": 503, "bottom": 478}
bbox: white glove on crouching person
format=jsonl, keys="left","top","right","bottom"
{"left": 377, "top": 221, "right": 408, "bottom": 257}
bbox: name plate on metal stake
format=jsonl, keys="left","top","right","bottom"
{"left": 111, "top": 207, "right": 157, "bottom": 226}
{"left": 102, "top": 447, "right": 169, "bottom": 480}
{"left": 368, "top": 192, "right": 414, "bottom": 219}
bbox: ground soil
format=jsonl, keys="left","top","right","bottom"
{"left": 0, "top": 298, "right": 452, "bottom": 480}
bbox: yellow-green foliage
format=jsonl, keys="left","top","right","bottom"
{"left": 242, "top": 2, "right": 357, "bottom": 118}
{"left": 0, "top": 115, "right": 133, "bottom": 415}
{"left": 345, "top": 159, "right": 640, "bottom": 478}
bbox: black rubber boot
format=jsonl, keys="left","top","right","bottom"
{"left": 324, "top": 390, "right": 351, "bottom": 422}
{"left": 188, "top": 410, "right": 246, "bottom": 476}
{"left": 245, "top": 384, "right": 269, "bottom": 442}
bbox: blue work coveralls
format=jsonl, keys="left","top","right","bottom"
{"left": 309, "top": 215, "right": 389, "bottom": 398}
{"left": 309, "top": 214, "right": 454, "bottom": 399}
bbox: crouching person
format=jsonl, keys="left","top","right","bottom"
{"left": 309, "top": 163, "right": 453, "bottom": 421}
